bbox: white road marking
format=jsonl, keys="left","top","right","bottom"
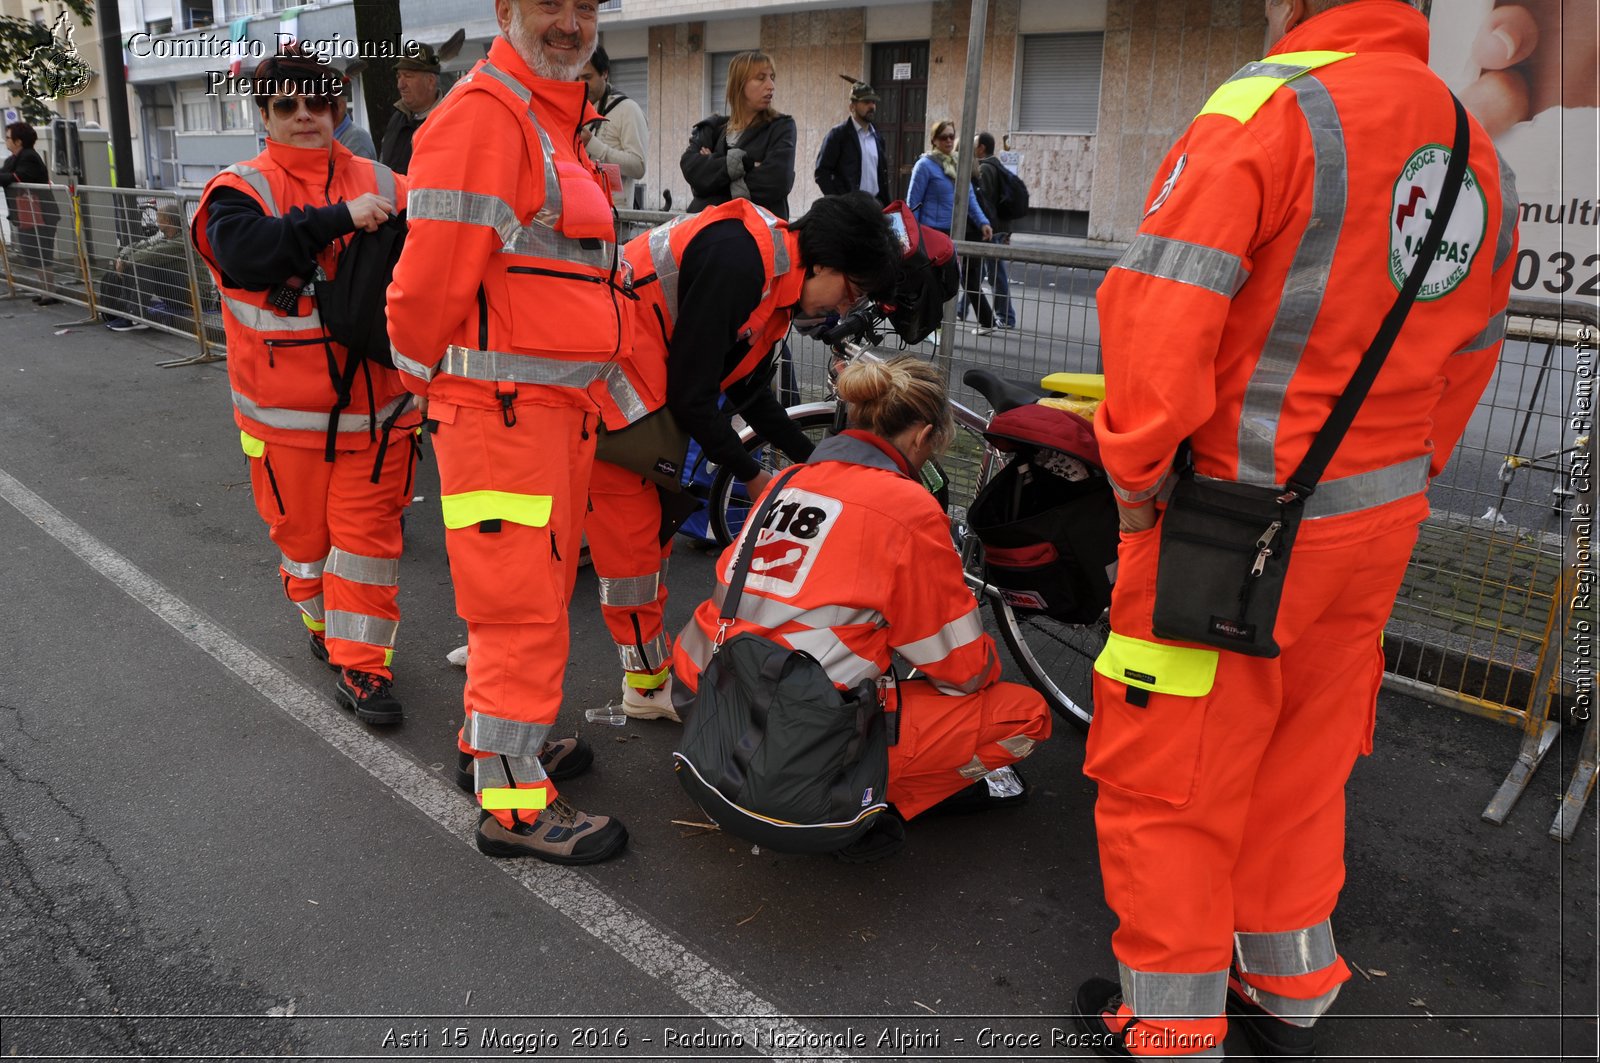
{"left": 0, "top": 466, "right": 853, "bottom": 1062}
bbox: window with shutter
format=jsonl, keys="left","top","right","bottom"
{"left": 608, "top": 57, "right": 648, "bottom": 111}
{"left": 1017, "top": 33, "right": 1104, "bottom": 134}
{"left": 709, "top": 51, "right": 738, "bottom": 115}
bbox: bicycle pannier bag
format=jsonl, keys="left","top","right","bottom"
{"left": 878, "top": 200, "right": 959, "bottom": 344}
{"left": 968, "top": 403, "right": 1119, "bottom": 624}
{"left": 673, "top": 467, "right": 892, "bottom": 854}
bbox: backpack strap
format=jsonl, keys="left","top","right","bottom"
{"left": 716, "top": 464, "right": 807, "bottom": 643}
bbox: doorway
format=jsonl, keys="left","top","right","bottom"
{"left": 869, "top": 41, "right": 929, "bottom": 203}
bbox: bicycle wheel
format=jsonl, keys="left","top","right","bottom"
{"left": 995, "top": 601, "right": 1109, "bottom": 733}
{"left": 707, "top": 410, "right": 837, "bottom": 546}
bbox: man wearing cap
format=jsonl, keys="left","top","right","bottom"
{"left": 814, "top": 80, "right": 889, "bottom": 205}
{"left": 380, "top": 45, "right": 443, "bottom": 174}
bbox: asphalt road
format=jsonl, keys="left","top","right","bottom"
{"left": 0, "top": 297, "right": 1595, "bottom": 1062}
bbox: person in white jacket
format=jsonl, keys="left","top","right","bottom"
{"left": 579, "top": 46, "right": 648, "bottom": 209}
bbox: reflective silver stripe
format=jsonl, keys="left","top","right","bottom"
{"left": 603, "top": 364, "right": 651, "bottom": 425}
{"left": 709, "top": 582, "right": 884, "bottom": 632}
{"left": 648, "top": 215, "right": 692, "bottom": 322}
{"left": 1494, "top": 150, "right": 1519, "bottom": 271}
{"left": 782, "top": 628, "right": 879, "bottom": 688}
{"left": 391, "top": 347, "right": 436, "bottom": 382}
{"left": 465, "top": 711, "right": 551, "bottom": 758}
{"left": 232, "top": 390, "right": 413, "bottom": 436}
{"left": 502, "top": 220, "right": 615, "bottom": 269}
{"left": 528, "top": 110, "right": 563, "bottom": 229}
{"left": 752, "top": 204, "right": 792, "bottom": 278}
{"left": 678, "top": 621, "right": 714, "bottom": 675}
{"left": 598, "top": 571, "right": 660, "bottom": 607}
{"left": 896, "top": 607, "right": 985, "bottom": 667}
{"left": 1226, "top": 60, "right": 1320, "bottom": 83}
{"left": 476, "top": 61, "right": 532, "bottom": 103}
{"left": 280, "top": 553, "right": 327, "bottom": 581}
{"left": 1110, "top": 471, "right": 1165, "bottom": 506}
{"left": 1116, "top": 233, "right": 1249, "bottom": 297}
{"left": 1236, "top": 76, "right": 1347, "bottom": 485}
{"left": 222, "top": 163, "right": 275, "bottom": 214}
{"left": 408, "top": 187, "right": 522, "bottom": 244}
{"left": 1235, "top": 981, "right": 1340, "bottom": 1028}
{"left": 1119, "top": 964, "right": 1228, "bottom": 1019}
{"left": 958, "top": 755, "right": 988, "bottom": 778}
{"left": 473, "top": 752, "right": 548, "bottom": 793}
{"left": 1234, "top": 920, "right": 1338, "bottom": 977}
{"left": 372, "top": 163, "right": 396, "bottom": 206}
{"left": 618, "top": 633, "right": 670, "bottom": 673}
{"left": 1196, "top": 454, "right": 1430, "bottom": 520}
{"left": 437, "top": 346, "right": 612, "bottom": 390}
{"left": 222, "top": 293, "right": 324, "bottom": 332}
{"left": 1458, "top": 310, "right": 1507, "bottom": 354}
{"left": 998, "top": 734, "right": 1037, "bottom": 759}
{"left": 295, "top": 594, "right": 325, "bottom": 622}
{"left": 325, "top": 610, "right": 399, "bottom": 648}
{"left": 928, "top": 641, "right": 997, "bottom": 696}
{"left": 325, "top": 546, "right": 400, "bottom": 587}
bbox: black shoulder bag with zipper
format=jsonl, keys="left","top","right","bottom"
{"left": 1151, "top": 94, "right": 1472, "bottom": 658}
{"left": 673, "top": 465, "right": 893, "bottom": 854}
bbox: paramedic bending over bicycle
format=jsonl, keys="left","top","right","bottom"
{"left": 672, "top": 355, "right": 1051, "bottom": 861}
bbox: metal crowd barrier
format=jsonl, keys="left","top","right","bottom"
{"left": 9, "top": 197, "right": 1595, "bottom": 836}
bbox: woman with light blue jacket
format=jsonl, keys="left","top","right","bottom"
{"left": 906, "top": 118, "right": 995, "bottom": 331}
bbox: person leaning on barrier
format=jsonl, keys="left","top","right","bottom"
{"left": 671, "top": 354, "right": 1053, "bottom": 863}
{"left": 100, "top": 203, "right": 188, "bottom": 331}
{"left": 1, "top": 121, "right": 62, "bottom": 304}
{"left": 1072, "top": 1, "right": 1517, "bottom": 1058}
{"left": 385, "top": 0, "right": 631, "bottom": 866}
{"left": 583, "top": 191, "right": 900, "bottom": 723}
{"left": 191, "top": 45, "right": 419, "bottom": 726}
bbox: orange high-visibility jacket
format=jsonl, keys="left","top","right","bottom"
{"left": 193, "top": 140, "right": 409, "bottom": 450}
{"left": 597, "top": 199, "right": 805, "bottom": 429}
{"left": 675, "top": 431, "right": 1000, "bottom": 694}
{"left": 1094, "top": 2, "right": 1517, "bottom": 528}
{"left": 385, "top": 37, "right": 629, "bottom": 416}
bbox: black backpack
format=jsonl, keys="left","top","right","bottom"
{"left": 318, "top": 212, "right": 406, "bottom": 369}
{"left": 986, "top": 157, "right": 1031, "bottom": 222}
{"left": 879, "top": 199, "right": 960, "bottom": 344}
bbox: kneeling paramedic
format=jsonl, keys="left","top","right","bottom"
{"left": 672, "top": 355, "right": 1052, "bottom": 860}
{"left": 385, "top": 0, "right": 630, "bottom": 865}
{"left": 193, "top": 46, "right": 419, "bottom": 724}
{"left": 587, "top": 191, "right": 901, "bottom": 723}
{"left": 1073, "top": 0, "right": 1516, "bottom": 1057}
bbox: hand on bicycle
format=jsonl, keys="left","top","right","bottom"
{"left": 744, "top": 469, "right": 775, "bottom": 501}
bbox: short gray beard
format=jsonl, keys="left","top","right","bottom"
{"left": 508, "top": 7, "right": 595, "bottom": 82}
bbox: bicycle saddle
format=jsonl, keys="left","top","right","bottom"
{"left": 964, "top": 368, "right": 1046, "bottom": 414}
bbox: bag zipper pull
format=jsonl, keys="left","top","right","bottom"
{"left": 1250, "top": 520, "right": 1283, "bottom": 577}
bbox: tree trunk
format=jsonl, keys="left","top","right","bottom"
{"left": 351, "top": 0, "right": 404, "bottom": 155}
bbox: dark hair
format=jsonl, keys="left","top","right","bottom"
{"left": 251, "top": 45, "right": 343, "bottom": 110}
{"left": 976, "top": 131, "right": 996, "bottom": 155}
{"left": 5, "top": 121, "right": 37, "bottom": 149}
{"left": 791, "top": 191, "right": 898, "bottom": 296}
{"left": 587, "top": 45, "right": 611, "bottom": 77}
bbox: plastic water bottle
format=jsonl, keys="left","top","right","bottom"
{"left": 584, "top": 701, "right": 628, "bottom": 727}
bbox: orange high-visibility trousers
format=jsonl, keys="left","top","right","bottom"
{"left": 586, "top": 458, "right": 672, "bottom": 688}
{"left": 889, "top": 678, "right": 1051, "bottom": 819}
{"left": 1084, "top": 513, "right": 1420, "bottom": 1053}
{"left": 247, "top": 428, "right": 417, "bottom": 676}
{"left": 434, "top": 399, "right": 596, "bottom": 813}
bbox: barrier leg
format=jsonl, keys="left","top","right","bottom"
{"left": 1551, "top": 712, "right": 1597, "bottom": 841}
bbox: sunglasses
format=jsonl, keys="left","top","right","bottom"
{"left": 269, "top": 95, "right": 332, "bottom": 118}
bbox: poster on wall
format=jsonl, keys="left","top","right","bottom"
{"left": 1430, "top": 0, "right": 1599, "bottom": 305}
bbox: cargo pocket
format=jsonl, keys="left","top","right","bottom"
{"left": 1084, "top": 632, "right": 1220, "bottom": 807}
{"left": 440, "top": 491, "right": 563, "bottom": 625}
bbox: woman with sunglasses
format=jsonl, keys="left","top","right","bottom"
{"left": 192, "top": 46, "right": 422, "bottom": 726}
{"left": 906, "top": 118, "right": 995, "bottom": 333}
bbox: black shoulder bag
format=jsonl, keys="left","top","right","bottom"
{"left": 673, "top": 466, "right": 892, "bottom": 854}
{"left": 1151, "top": 95, "right": 1471, "bottom": 658}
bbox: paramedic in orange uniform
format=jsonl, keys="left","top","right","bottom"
{"left": 1072, "top": 1, "right": 1517, "bottom": 1057}
{"left": 192, "top": 47, "right": 418, "bottom": 725}
{"left": 385, "top": 0, "right": 629, "bottom": 865}
{"left": 672, "top": 355, "right": 1052, "bottom": 861}
{"left": 586, "top": 192, "right": 900, "bottom": 723}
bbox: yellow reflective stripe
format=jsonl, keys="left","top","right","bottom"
{"left": 439, "top": 490, "right": 553, "bottom": 530}
{"left": 240, "top": 430, "right": 265, "bottom": 458}
{"left": 1093, "top": 631, "right": 1218, "bottom": 697}
{"left": 300, "top": 614, "right": 326, "bottom": 633}
{"left": 383, "top": 648, "right": 394, "bottom": 667}
{"left": 480, "top": 787, "right": 549, "bottom": 811}
{"left": 1197, "top": 50, "right": 1352, "bottom": 122}
{"left": 624, "top": 666, "right": 671, "bottom": 690}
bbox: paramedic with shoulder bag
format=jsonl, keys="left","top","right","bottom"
{"left": 192, "top": 46, "right": 418, "bottom": 725}
{"left": 672, "top": 355, "right": 1052, "bottom": 860}
{"left": 1072, "top": 1, "right": 1517, "bottom": 1058}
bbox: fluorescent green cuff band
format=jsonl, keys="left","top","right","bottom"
{"left": 625, "top": 666, "right": 671, "bottom": 690}
{"left": 240, "top": 430, "right": 265, "bottom": 458}
{"left": 480, "top": 787, "right": 549, "bottom": 811}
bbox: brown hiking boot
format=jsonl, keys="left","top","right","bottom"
{"left": 453, "top": 738, "right": 594, "bottom": 793}
{"left": 475, "top": 801, "right": 628, "bottom": 865}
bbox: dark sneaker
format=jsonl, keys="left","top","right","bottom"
{"left": 1227, "top": 982, "right": 1318, "bottom": 1060}
{"left": 308, "top": 631, "right": 335, "bottom": 669}
{"left": 334, "top": 669, "right": 403, "bottom": 725}
{"left": 453, "top": 737, "right": 594, "bottom": 792}
{"left": 1073, "top": 977, "right": 1134, "bottom": 1058}
{"left": 105, "top": 317, "right": 149, "bottom": 332}
{"left": 475, "top": 802, "right": 627, "bottom": 864}
{"left": 832, "top": 809, "right": 906, "bottom": 864}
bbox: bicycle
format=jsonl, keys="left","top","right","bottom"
{"left": 703, "top": 306, "right": 1112, "bottom": 732}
